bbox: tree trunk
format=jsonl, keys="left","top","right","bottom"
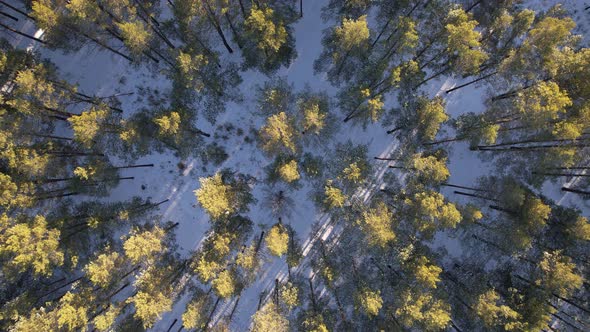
{"left": 377, "top": 0, "right": 422, "bottom": 59}
{"left": 225, "top": 13, "right": 243, "bottom": 49}
{"left": 442, "top": 183, "right": 490, "bottom": 192}
{"left": 514, "top": 275, "right": 590, "bottom": 315}
{"left": 477, "top": 136, "right": 587, "bottom": 149}
{"left": 465, "top": 0, "right": 482, "bottom": 13}
{"left": 106, "top": 282, "right": 131, "bottom": 301}
{"left": 0, "top": 10, "right": 18, "bottom": 21}
{"left": 254, "top": 231, "right": 265, "bottom": 254}
{"left": 104, "top": 26, "right": 161, "bottom": 64}
{"left": 0, "top": 1, "right": 35, "bottom": 20}
{"left": 42, "top": 105, "right": 78, "bottom": 118}
{"left": 0, "top": 21, "right": 46, "bottom": 43}
{"left": 274, "top": 279, "right": 280, "bottom": 305}
{"left": 414, "top": 64, "right": 450, "bottom": 89}
{"left": 36, "top": 192, "right": 79, "bottom": 200}
{"left": 165, "top": 222, "right": 180, "bottom": 232}
{"left": 445, "top": 71, "right": 498, "bottom": 93}
{"left": 300, "top": 0, "right": 303, "bottom": 18}
{"left": 166, "top": 319, "right": 178, "bottom": 332}
{"left": 471, "top": 234, "right": 511, "bottom": 255}
{"left": 420, "top": 48, "right": 446, "bottom": 70}
{"left": 371, "top": 17, "right": 393, "bottom": 50}
{"left": 204, "top": 297, "right": 221, "bottom": 330}
{"left": 561, "top": 187, "right": 590, "bottom": 196}
{"left": 46, "top": 151, "right": 105, "bottom": 157}
{"left": 533, "top": 172, "right": 590, "bottom": 178}
{"left": 488, "top": 205, "right": 517, "bottom": 215}
{"left": 308, "top": 277, "right": 318, "bottom": 312}
{"left": 26, "top": 133, "right": 73, "bottom": 141}
{"left": 551, "top": 166, "right": 590, "bottom": 170}
{"left": 228, "top": 293, "right": 241, "bottom": 322}
{"left": 132, "top": 0, "right": 176, "bottom": 49}
{"left": 35, "top": 275, "right": 84, "bottom": 303}
{"left": 374, "top": 157, "right": 401, "bottom": 161}
{"left": 423, "top": 136, "right": 464, "bottom": 145}
{"left": 204, "top": 2, "right": 233, "bottom": 53}
{"left": 413, "top": 30, "right": 443, "bottom": 61}
{"left": 451, "top": 320, "right": 463, "bottom": 332}
{"left": 111, "top": 163, "right": 155, "bottom": 169}
{"left": 387, "top": 126, "right": 404, "bottom": 134}
{"left": 334, "top": 49, "right": 352, "bottom": 80}
{"left": 478, "top": 144, "right": 590, "bottom": 151}
{"left": 453, "top": 190, "right": 499, "bottom": 202}
{"left": 378, "top": 37, "right": 400, "bottom": 63}
{"left": 238, "top": 0, "right": 247, "bottom": 18}
{"left": 332, "top": 287, "right": 348, "bottom": 324}
{"left": 388, "top": 166, "right": 406, "bottom": 169}
{"left": 75, "top": 27, "right": 133, "bottom": 62}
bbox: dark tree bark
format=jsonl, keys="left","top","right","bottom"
{"left": 0, "top": 10, "right": 18, "bottom": 21}
{"left": 0, "top": 21, "right": 46, "bottom": 43}
{"left": 300, "top": 0, "right": 303, "bottom": 18}
{"left": 445, "top": 71, "right": 498, "bottom": 93}
{"left": 203, "top": 0, "right": 234, "bottom": 53}
{"left": 533, "top": 172, "right": 590, "bottom": 178}
{"left": 225, "top": 13, "right": 243, "bottom": 49}
{"left": 561, "top": 187, "right": 590, "bottom": 196}
{"left": 442, "top": 183, "right": 489, "bottom": 192}
{"left": 453, "top": 190, "right": 499, "bottom": 202}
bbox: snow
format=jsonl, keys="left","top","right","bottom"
{"left": 1, "top": 0, "right": 588, "bottom": 330}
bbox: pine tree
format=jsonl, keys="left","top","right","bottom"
{"left": 568, "top": 216, "right": 590, "bottom": 241}
{"left": 277, "top": 159, "right": 300, "bottom": 183}
{"left": 55, "top": 292, "right": 88, "bottom": 331}
{"left": 416, "top": 96, "right": 448, "bottom": 142}
{"left": 279, "top": 282, "right": 299, "bottom": 311}
{"left": 301, "top": 102, "right": 326, "bottom": 135}
{"left": 84, "top": 250, "right": 123, "bottom": 288}
{"left": 0, "top": 173, "right": 34, "bottom": 209}
{"left": 409, "top": 153, "right": 450, "bottom": 185}
{"left": 302, "top": 314, "right": 329, "bottom": 332}
{"left": 69, "top": 105, "right": 118, "bottom": 149}
{"left": 245, "top": 6, "right": 287, "bottom": 54}
{"left": 395, "top": 289, "right": 451, "bottom": 331}
{"left": 266, "top": 223, "right": 289, "bottom": 257}
{"left": 116, "top": 20, "right": 151, "bottom": 58}
{"left": 182, "top": 294, "right": 212, "bottom": 330}
{"left": 315, "top": 15, "right": 370, "bottom": 84}
{"left": 405, "top": 190, "right": 462, "bottom": 237}
{"left": 406, "top": 256, "right": 442, "bottom": 289}
{"left": 251, "top": 302, "right": 289, "bottom": 332}
{"left": 93, "top": 305, "right": 121, "bottom": 332}
{"left": 355, "top": 287, "right": 382, "bottom": 317}
{"left": 194, "top": 172, "right": 253, "bottom": 220}
{"left": 154, "top": 111, "right": 181, "bottom": 137}
{"left": 123, "top": 226, "right": 166, "bottom": 264}
{"left": 129, "top": 290, "right": 173, "bottom": 329}
{"left": 0, "top": 215, "right": 64, "bottom": 277}
{"left": 475, "top": 289, "right": 522, "bottom": 330}
{"left": 535, "top": 250, "right": 583, "bottom": 298}
{"left": 444, "top": 8, "right": 488, "bottom": 75}
{"left": 357, "top": 201, "right": 396, "bottom": 248}
{"left": 195, "top": 256, "right": 222, "bottom": 283}
{"left": 212, "top": 269, "right": 236, "bottom": 298}
{"left": 514, "top": 81, "right": 572, "bottom": 129}
{"left": 259, "top": 112, "right": 298, "bottom": 155}
{"left": 323, "top": 180, "right": 347, "bottom": 209}
{"left": 10, "top": 307, "right": 56, "bottom": 332}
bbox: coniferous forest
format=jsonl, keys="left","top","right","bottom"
{"left": 0, "top": 0, "right": 589, "bottom": 331}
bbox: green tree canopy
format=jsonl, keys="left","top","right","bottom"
{"left": 0, "top": 215, "right": 63, "bottom": 277}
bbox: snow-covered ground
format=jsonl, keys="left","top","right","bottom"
{"left": 2, "top": 0, "right": 589, "bottom": 330}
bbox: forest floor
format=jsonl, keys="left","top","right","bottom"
{"left": 3, "top": 0, "right": 590, "bottom": 330}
